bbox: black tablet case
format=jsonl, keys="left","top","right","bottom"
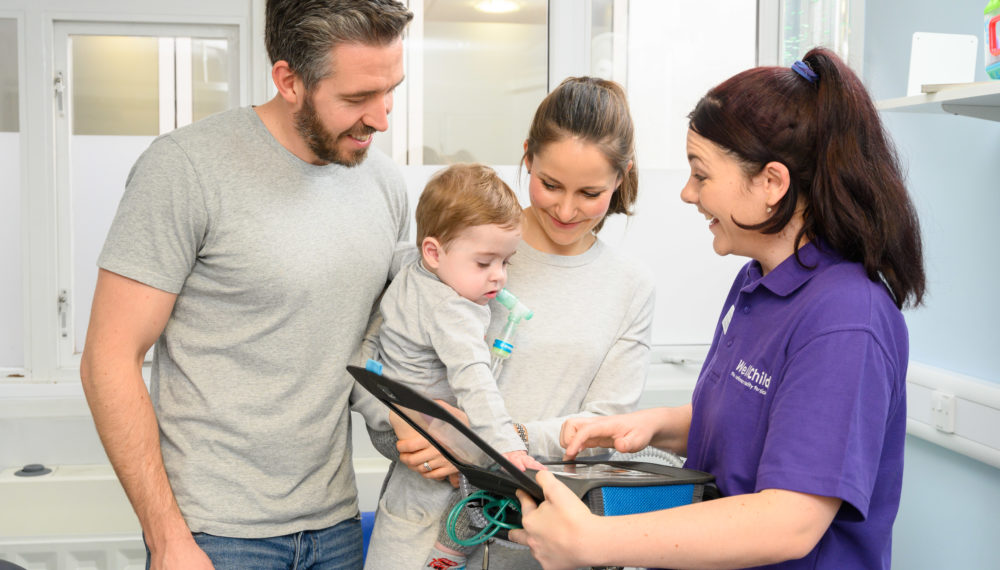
{"left": 348, "top": 364, "right": 714, "bottom": 507}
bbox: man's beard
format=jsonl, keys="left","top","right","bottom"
{"left": 294, "top": 93, "right": 374, "bottom": 167}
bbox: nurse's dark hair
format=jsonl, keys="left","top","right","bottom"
{"left": 687, "top": 47, "right": 925, "bottom": 309}
{"left": 523, "top": 76, "right": 638, "bottom": 234}
{"left": 265, "top": 0, "right": 412, "bottom": 91}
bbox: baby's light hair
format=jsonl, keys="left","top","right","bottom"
{"left": 415, "top": 164, "right": 522, "bottom": 248}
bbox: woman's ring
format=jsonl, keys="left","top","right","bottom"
{"left": 423, "top": 461, "right": 432, "bottom": 472}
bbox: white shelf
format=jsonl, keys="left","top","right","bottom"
{"left": 877, "top": 81, "right": 1000, "bottom": 121}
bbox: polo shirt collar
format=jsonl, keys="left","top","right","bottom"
{"left": 741, "top": 239, "right": 841, "bottom": 297}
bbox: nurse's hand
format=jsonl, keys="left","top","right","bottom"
{"left": 560, "top": 409, "right": 656, "bottom": 460}
{"left": 510, "top": 471, "right": 600, "bottom": 570}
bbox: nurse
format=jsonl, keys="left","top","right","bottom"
{"left": 510, "top": 47, "right": 926, "bottom": 570}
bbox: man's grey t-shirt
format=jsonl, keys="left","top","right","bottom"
{"left": 98, "top": 107, "right": 409, "bottom": 537}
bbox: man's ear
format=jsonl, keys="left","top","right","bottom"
{"left": 421, "top": 237, "right": 443, "bottom": 269}
{"left": 759, "top": 161, "right": 791, "bottom": 209}
{"left": 272, "top": 60, "right": 303, "bottom": 106}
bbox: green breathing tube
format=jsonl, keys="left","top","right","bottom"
{"left": 490, "top": 288, "right": 533, "bottom": 376}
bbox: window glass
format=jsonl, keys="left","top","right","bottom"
{"left": 0, "top": 18, "right": 17, "bottom": 132}
{"left": 0, "top": 18, "right": 21, "bottom": 369}
{"left": 422, "top": 0, "right": 547, "bottom": 165}
{"left": 191, "top": 38, "right": 232, "bottom": 123}
{"left": 780, "top": 0, "right": 853, "bottom": 65}
{"left": 71, "top": 35, "right": 232, "bottom": 135}
{"left": 72, "top": 35, "right": 160, "bottom": 136}
{"left": 590, "top": 0, "right": 615, "bottom": 79}
{"left": 66, "top": 32, "right": 236, "bottom": 356}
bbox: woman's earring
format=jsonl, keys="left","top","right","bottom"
{"left": 766, "top": 207, "right": 773, "bottom": 214}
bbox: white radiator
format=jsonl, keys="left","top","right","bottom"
{"left": 0, "top": 458, "right": 390, "bottom": 570}
{"left": 0, "top": 464, "right": 143, "bottom": 569}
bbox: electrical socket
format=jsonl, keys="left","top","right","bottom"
{"left": 930, "top": 391, "right": 956, "bottom": 434}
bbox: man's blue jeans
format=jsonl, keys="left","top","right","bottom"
{"left": 145, "top": 515, "right": 363, "bottom": 569}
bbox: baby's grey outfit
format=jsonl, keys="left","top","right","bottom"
{"left": 365, "top": 238, "right": 655, "bottom": 569}
{"left": 365, "top": 259, "right": 526, "bottom": 569}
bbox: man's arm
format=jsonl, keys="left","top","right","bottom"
{"left": 80, "top": 269, "right": 212, "bottom": 569}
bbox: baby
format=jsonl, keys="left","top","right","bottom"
{"left": 371, "top": 163, "right": 543, "bottom": 570}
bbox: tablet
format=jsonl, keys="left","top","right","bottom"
{"left": 348, "top": 364, "right": 714, "bottom": 504}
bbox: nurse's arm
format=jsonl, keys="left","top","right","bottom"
{"left": 514, "top": 471, "right": 840, "bottom": 570}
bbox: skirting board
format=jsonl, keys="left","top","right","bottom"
{"left": 906, "top": 361, "right": 1000, "bottom": 469}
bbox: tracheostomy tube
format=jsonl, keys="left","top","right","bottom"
{"left": 490, "top": 288, "right": 533, "bottom": 376}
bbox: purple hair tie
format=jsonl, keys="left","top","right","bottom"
{"left": 791, "top": 60, "right": 818, "bottom": 83}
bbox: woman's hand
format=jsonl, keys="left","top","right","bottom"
{"left": 390, "top": 411, "right": 457, "bottom": 480}
{"left": 510, "top": 471, "right": 601, "bottom": 570}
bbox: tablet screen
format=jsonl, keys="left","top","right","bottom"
{"left": 547, "top": 463, "right": 673, "bottom": 481}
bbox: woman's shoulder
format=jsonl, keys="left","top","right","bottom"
{"left": 593, "top": 239, "right": 656, "bottom": 290}
{"left": 545, "top": 240, "right": 658, "bottom": 312}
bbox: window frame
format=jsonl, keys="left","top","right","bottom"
{"left": 11, "top": 2, "right": 260, "bottom": 385}
{"left": 51, "top": 20, "right": 243, "bottom": 370}
{"left": 757, "top": 0, "right": 866, "bottom": 71}
{"left": 392, "top": 0, "right": 628, "bottom": 167}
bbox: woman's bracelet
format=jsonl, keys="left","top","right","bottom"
{"left": 514, "top": 422, "right": 529, "bottom": 448}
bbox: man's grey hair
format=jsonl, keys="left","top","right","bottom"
{"left": 266, "top": 0, "right": 413, "bottom": 90}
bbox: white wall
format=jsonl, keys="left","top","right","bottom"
{"left": 609, "top": 0, "right": 758, "bottom": 345}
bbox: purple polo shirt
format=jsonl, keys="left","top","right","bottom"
{"left": 684, "top": 241, "right": 908, "bottom": 569}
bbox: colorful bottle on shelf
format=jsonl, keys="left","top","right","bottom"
{"left": 987, "top": 0, "right": 1000, "bottom": 79}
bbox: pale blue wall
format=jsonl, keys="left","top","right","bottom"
{"left": 865, "top": 0, "right": 1000, "bottom": 382}
{"left": 862, "top": 0, "right": 1000, "bottom": 567}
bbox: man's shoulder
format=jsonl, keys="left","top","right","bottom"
{"left": 355, "top": 146, "right": 406, "bottom": 192}
{"left": 165, "top": 107, "right": 249, "bottom": 142}
{"left": 143, "top": 107, "right": 252, "bottom": 162}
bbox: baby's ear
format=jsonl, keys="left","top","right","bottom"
{"left": 421, "top": 237, "right": 443, "bottom": 269}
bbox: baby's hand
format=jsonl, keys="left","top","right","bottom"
{"left": 503, "top": 450, "right": 547, "bottom": 471}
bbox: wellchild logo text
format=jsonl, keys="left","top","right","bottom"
{"left": 730, "top": 359, "right": 771, "bottom": 396}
